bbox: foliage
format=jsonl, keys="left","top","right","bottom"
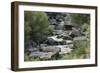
{"left": 72, "top": 40, "right": 90, "bottom": 58}
{"left": 24, "top": 53, "right": 40, "bottom": 61}
{"left": 24, "top": 11, "right": 49, "bottom": 48}
{"left": 24, "top": 22, "right": 31, "bottom": 48}
{"left": 70, "top": 13, "right": 90, "bottom": 26}
{"left": 61, "top": 39, "right": 90, "bottom": 59}
{"left": 81, "top": 23, "right": 90, "bottom": 39}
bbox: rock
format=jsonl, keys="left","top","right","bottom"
{"left": 29, "top": 51, "right": 42, "bottom": 57}
{"left": 66, "top": 40, "right": 73, "bottom": 44}
{"left": 48, "top": 36, "right": 63, "bottom": 42}
{"left": 48, "top": 25, "right": 55, "bottom": 30}
{"left": 29, "top": 51, "right": 56, "bottom": 60}
{"left": 69, "top": 27, "right": 85, "bottom": 38}
{"left": 39, "top": 52, "right": 54, "bottom": 59}
{"left": 55, "top": 30, "right": 63, "bottom": 35}
{"left": 28, "top": 47, "right": 38, "bottom": 52}
{"left": 46, "top": 37, "right": 56, "bottom": 45}
{"left": 73, "top": 36, "right": 86, "bottom": 41}
{"left": 53, "top": 45, "right": 73, "bottom": 54}
{"left": 40, "top": 44, "right": 47, "bottom": 47}
{"left": 28, "top": 40, "right": 37, "bottom": 47}
{"left": 68, "top": 44, "right": 74, "bottom": 49}
{"left": 46, "top": 36, "right": 65, "bottom": 45}
{"left": 40, "top": 46, "right": 60, "bottom": 53}
{"left": 49, "top": 18, "right": 57, "bottom": 25}
{"left": 58, "top": 45, "right": 72, "bottom": 54}
{"left": 55, "top": 21, "right": 64, "bottom": 30}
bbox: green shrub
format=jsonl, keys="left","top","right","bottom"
{"left": 24, "top": 11, "right": 49, "bottom": 48}
{"left": 71, "top": 40, "right": 90, "bottom": 59}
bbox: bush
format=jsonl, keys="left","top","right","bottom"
{"left": 71, "top": 39, "right": 90, "bottom": 59}
{"left": 24, "top": 11, "right": 49, "bottom": 48}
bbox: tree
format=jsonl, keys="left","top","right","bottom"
{"left": 24, "top": 12, "right": 33, "bottom": 48}
{"left": 70, "top": 13, "right": 90, "bottom": 28}
{"left": 24, "top": 11, "right": 49, "bottom": 47}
